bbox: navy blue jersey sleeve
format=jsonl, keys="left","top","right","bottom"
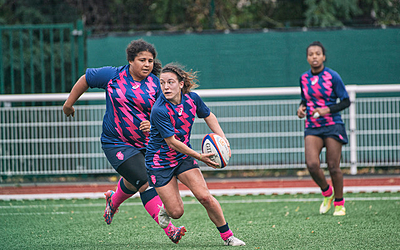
{"left": 191, "top": 92, "right": 210, "bottom": 118}
{"left": 85, "top": 66, "right": 118, "bottom": 89}
{"left": 331, "top": 70, "right": 349, "bottom": 101}
{"left": 154, "top": 78, "right": 162, "bottom": 99}
{"left": 152, "top": 106, "right": 175, "bottom": 139}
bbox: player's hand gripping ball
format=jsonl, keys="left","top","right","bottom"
{"left": 201, "top": 133, "right": 230, "bottom": 168}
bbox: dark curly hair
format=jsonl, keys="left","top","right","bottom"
{"left": 126, "top": 39, "right": 161, "bottom": 76}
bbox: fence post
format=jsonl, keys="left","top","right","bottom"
{"left": 76, "top": 20, "right": 85, "bottom": 77}
{"left": 349, "top": 88, "right": 357, "bottom": 175}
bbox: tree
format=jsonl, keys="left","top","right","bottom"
{"left": 1, "top": 0, "right": 400, "bottom": 32}
{"left": 358, "top": 0, "right": 400, "bottom": 26}
{"left": 304, "top": 0, "right": 361, "bottom": 27}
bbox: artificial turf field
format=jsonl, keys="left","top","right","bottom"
{"left": 1, "top": 193, "right": 399, "bottom": 250}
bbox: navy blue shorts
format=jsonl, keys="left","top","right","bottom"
{"left": 102, "top": 145, "right": 145, "bottom": 170}
{"left": 147, "top": 156, "right": 199, "bottom": 188}
{"left": 304, "top": 123, "right": 348, "bottom": 145}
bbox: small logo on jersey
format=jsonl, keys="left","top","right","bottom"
{"left": 311, "top": 77, "right": 318, "bottom": 85}
{"left": 132, "top": 84, "right": 140, "bottom": 89}
{"left": 116, "top": 151, "right": 124, "bottom": 160}
{"left": 176, "top": 104, "right": 183, "bottom": 116}
{"left": 151, "top": 175, "right": 156, "bottom": 185}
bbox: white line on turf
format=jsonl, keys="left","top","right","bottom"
{"left": 1, "top": 196, "right": 399, "bottom": 215}
{"left": 1, "top": 185, "right": 400, "bottom": 200}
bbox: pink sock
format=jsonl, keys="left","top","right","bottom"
{"left": 143, "top": 193, "right": 174, "bottom": 235}
{"left": 334, "top": 199, "right": 345, "bottom": 207}
{"left": 321, "top": 185, "right": 333, "bottom": 197}
{"left": 111, "top": 178, "right": 135, "bottom": 208}
{"left": 220, "top": 229, "right": 233, "bottom": 241}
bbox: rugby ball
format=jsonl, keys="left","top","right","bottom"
{"left": 201, "top": 133, "right": 230, "bottom": 168}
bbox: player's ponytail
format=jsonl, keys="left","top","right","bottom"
{"left": 152, "top": 59, "right": 162, "bottom": 76}
{"left": 161, "top": 63, "right": 199, "bottom": 94}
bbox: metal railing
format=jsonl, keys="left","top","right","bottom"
{"left": 0, "top": 21, "right": 85, "bottom": 96}
{"left": 1, "top": 85, "right": 400, "bottom": 176}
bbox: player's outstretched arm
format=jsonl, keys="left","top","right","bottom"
{"left": 164, "top": 136, "right": 219, "bottom": 168}
{"left": 63, "top": 75, "right": 89, "bottom": 117}
{"left": 204, "top": 112, "right": 231, "bottom": 157}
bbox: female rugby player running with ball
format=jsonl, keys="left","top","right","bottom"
{"left": 145, "top": 63, "right": 245, "bottom": 246}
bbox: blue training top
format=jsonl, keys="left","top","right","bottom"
{"left": 300, "top": 67, "right": 349, "bottom": 129}
{"left": 85, "top": 65, "right": 161, "bottom": 149}
{"left": 145, "top": 91, "right": 210, "bottom": 169}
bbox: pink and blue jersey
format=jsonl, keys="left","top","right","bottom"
{"left": 145, "top": 92, "right": 210, "bottom": 169}
{"left": 300, "top": 67, "right": 349, "bottom": 129}
{"left": 85, "top": 65, "right": 161, "bottom": 149}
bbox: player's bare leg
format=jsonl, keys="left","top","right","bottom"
{"left": 305, "top": 136, "right": 334, "bottom": 214}
{"left": 178, "top": 168, "right": 226, "bottom": 226}
{"left": 178, "top": 168, "right": 245, "bottom": 246}
{"left": 325, "top": 137, "right": 346, "bottom": 215}
{"left": 304, "top": 135, "right": 327, "bottom": 188}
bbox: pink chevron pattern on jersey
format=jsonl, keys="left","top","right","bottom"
{"left": 114, "top": 72, "right": 142, "bottom": 146}
{"left": 165, "top": 149, "right": 179, "bottom": 168}
{"left": 127, "top": 82, "right": 150, "bottom": 146}
{"left": 186, "top": 96, "right": 197, "bottom": 117}
{"left": 146, "top": 76, "right": 158, "bottom": 105}
{"left": 166, "top": 104, "right": 177, "bottom": 128}
{"left": 152, "top": 149, "right": 163, "bottom": 168}
{"left": 172, "top": 99, "right": 191, "bottom": 145}
{"left": 173, "top": 96, "right": 196, "bottom": 145}
{"left": 302, "top": 74, "right": 312, "bottom": 128}
{"left": 309, "top": 76, "right": 323, "bottom": 99}
{"left": 322, "top": 71, "right": 333, "bottom": 97}
{"left": 164, "top": 104, "right": 180, "bottom": 167}
{"left": 321, "top": 72, "right": 335, "bottom": 126}
{"left": 87, "top": 66, "right": 161, "bottom": 150}
{"left": 131, "top": 85, "right": 147, "bottom": 120}
{"left": 301, "top": 74, "right": 309, "bottom": 100}
{"left": 108, "top": 80, "right": 128, "bottom": 143}
{"left": 309, "top": 77, "right": 325, "bottom": 128}
{"left": 177, "top": 112, "right": 191, "bottom": 145}
{"left": 300, "top": 68, "right": 348, "bottom": 129}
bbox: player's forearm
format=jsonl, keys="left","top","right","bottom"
{"left": 64, "top": 75, "right": 89, "bottom": 107}
{"left": 329, "top": 98, "right": 350, "bottom": 113}
{"left": 165, "top": 136, "right": 201, "bottom": 160}
{"left": 204, "top": 113, "right": 226, "bottom": 139}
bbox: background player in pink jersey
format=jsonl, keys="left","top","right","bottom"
{"left": 297, "top": 41, "right": 350, "bottom": 216}
{"left": 63, "top": 39, "right": 185, "bottom": 243}
{"left": 145, "top": 63, "right": 245, "bottom": 246}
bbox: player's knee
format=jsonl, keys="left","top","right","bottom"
{"left": 196, "top": 194, "right": 214, "bottom": 208}
{"left": 306, "top": 161, "right": 320, "bottom": 174}
{"left": 169, "top": 207, "right": 184, "bottom": 219}
{"left": 327, "top": 162, "right": 341, "bottom": 174}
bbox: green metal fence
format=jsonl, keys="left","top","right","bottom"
{"left": 0, "top": 21, "right": 85, "bottom": 98}
{"left": 1, "top": 85, "right": 399, "bottom": 176}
